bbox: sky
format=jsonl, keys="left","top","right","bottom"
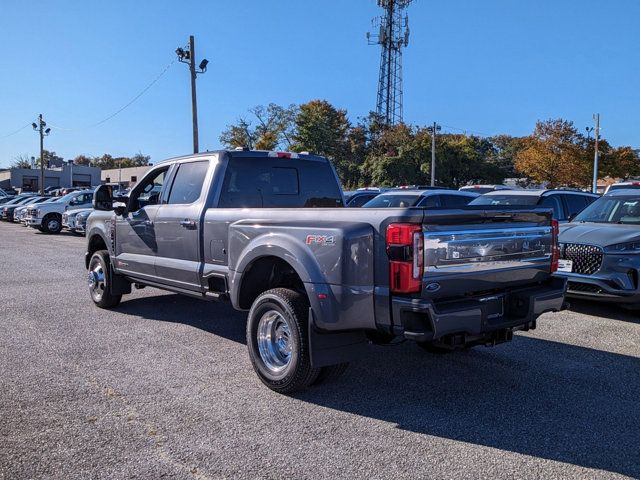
{"left": 0, "top": 0, "right": 639, "bottom": 168}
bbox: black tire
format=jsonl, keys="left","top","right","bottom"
{"left": 43, "top": 214, "right": 62, "bottom": 234}
{"left": 88, "top": 250, "right": 122, "bottom": 308}
{"left": 313, "top": 363, "right": 349, "bottom": 385}
{"left": 246, "top": 288, "right": 320, "bottom": 394}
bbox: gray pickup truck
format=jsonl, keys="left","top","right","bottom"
{"left": 86, "top": 149, "right": 566, "bottom": 392}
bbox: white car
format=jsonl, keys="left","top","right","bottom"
{"left": 25, "top": 190, "right": 94, "bottom": 234}
{"left": 604, "top": 181, "right": 640, "bottom": 194}
{"left": 459, "top": 184, "right": 513, "bottom": 194}
{"left": 62, "top": 208, "right": 93, "bottom": 235}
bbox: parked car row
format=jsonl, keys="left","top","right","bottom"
{"left": 3, "top": 172, "right": 639, "bottom": 316}
{"left": 342, "top": 182, "right": 640, "bottom": 310}
{"left": 1, "top": 189, "right": 94, "bottom": 235}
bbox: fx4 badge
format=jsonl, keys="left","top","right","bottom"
{"left": 306, "top": 234, "right": 336, "bottom": 246}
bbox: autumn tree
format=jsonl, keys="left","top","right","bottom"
{"left": 515, "top": 119, "right": 589, "bottom": 188}
{"left": 72, "top": 155, "right": 93, "bottom": 166}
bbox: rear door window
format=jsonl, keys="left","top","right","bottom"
{"left": 441, "top": 194, "right": 473, "bottom": 207}
{"left": 167, "top": 161, "right": 209, "bottom": 205}
{"left": 539, "top": 195, "right": 565, "bottom": 220}
{"left": 416, "top": 195, "right": 440, "bottom": 208}
{"left": 347, "top": 193, "right": 377, "bottom": 207}
{"left": 562, "top": 194, "right": 589, "bottom": 218}
{"left": 218, "top": 156, "right": 343, "bottom": 208}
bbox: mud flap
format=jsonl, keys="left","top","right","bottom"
{"left": 109, "top": 265, "right": 132, "bottom": 296}
{"left": 308, "top": 308, "right": 369, "bottom": 368}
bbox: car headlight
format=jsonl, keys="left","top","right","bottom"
{"left": 604, "top": 242, "right": 640, "bottom": 253}
{"left": 36, "top": 208, "right": 41, "bottom": 216}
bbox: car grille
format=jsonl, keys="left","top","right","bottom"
{"left": 561, "top": 243, "right": 603, "bottom": 275}
{"left": 567, "top": 281, "right": 604, "bottom": 294}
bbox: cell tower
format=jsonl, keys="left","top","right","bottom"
{"left": 367, "top": 0, "right": 412, "bottom": 126}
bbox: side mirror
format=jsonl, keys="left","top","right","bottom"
{"left": 93, "top": 185, "right": 113, "bottom": 211}
{"left": 113, "top": 202, "right": 127, "bottom": 217}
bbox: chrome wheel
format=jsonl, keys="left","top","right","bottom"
{"left": 88, "top": 263, "right": 106, "bottom": 302}
{"left": 257, "top": 310, "right": 292, "bottom": 374}
{"left": 46, "top": 218, "right": 60, "bottom": 232}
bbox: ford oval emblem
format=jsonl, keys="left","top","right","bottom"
{"left": 425, "top": 282, "right": 441, "bottom": 292}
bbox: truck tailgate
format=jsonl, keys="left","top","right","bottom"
{"left": 421, "top": 209, "right": 554, "bottom": 299}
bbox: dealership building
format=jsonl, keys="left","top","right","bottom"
{"left": 0, "top": 163, "right": 101, "bottom": 192}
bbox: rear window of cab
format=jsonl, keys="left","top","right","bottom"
{"left": 218, "top": 156, "right": 343, "bottom": 208}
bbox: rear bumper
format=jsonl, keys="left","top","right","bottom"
{"left": 391, "top": 276, "right": 567, "bottom": 342}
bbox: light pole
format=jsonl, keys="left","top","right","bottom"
{"left": 176, "top": 36, "right": 209, "bottom": 154}
{"left": 592, "top": 114, "right": 600, "bottom": 194}
{"left": 32, "top": 114, "right": 51, "bottom": 195}
{"left": 427, "top": 122, "right": 441, "bottom": 187}
{"left": 585, "top": 126, "right": 593, "bottom": 141}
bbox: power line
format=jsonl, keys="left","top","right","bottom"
{"left": 0, "top": 122, "right": 33, "bottom": 140}
{"left": 47, "top": 58, "right": 176, "bottom": 132}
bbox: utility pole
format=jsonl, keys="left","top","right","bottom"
{"left": 32, "top": 114, "right": 51, "bottom": 195}
{"left": 176, "top": 36, "right": 209, "bottom": 154}
{"left": 592, "top": 113, "right": 600, "bottom": 194}
{"left": 427, "top": 122, "right": 441, "bottom": 187}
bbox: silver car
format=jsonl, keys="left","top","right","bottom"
{"left": 557, "top": 189, "right": 640, "bottom": 306}
{"left": 62, "top": 208, "right": 93, "bottom": 235}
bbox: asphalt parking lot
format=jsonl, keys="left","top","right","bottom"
{"left": 0, "top": 222, "right": 639, "bottom": 479}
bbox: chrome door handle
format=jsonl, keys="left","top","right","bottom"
{"left": 180, "top": 219, "right": 197, "bottom": 229}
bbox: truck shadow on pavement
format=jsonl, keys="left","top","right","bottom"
{"left": 113, "top": 293, "right": 248, "bottom": 344}
{"left": 299, "top": 337, "right": 640, "bottom": 478}
{"left": 115, "top": 293, "right": 640, "bottom": 477}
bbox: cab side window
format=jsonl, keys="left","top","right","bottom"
{"left": 129, "top": 168, "right": 168, "bottom": 211}
{"left": 166, "top": 161, "right": 209, "bottom": 205}
{"left": 540, "top": 195, "right": 565, "bottom": 220}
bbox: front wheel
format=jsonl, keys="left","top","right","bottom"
{"left": 88, "top": 250, "right": 122, "bottom": 308}
{"left": 246, "top": 288, "right": 320, "bottom": 393}
{"left": 43, "top": 214, "right": 62, "bottom": 234}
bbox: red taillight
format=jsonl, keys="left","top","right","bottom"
{"left": 551, "top": 219, "right": 559, "bottom": 273}
{"left": 387, "top": 223, "right": 423, "bottom": 293}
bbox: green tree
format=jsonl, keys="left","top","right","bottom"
{"left": 292, "top": 100, "right": 349, "bottom": 157}
{"left": 219, "top": 103, "right": 297, "bottom": 151}
{"left": 360, "top": 124, "right": 430, "bottom": 187}
{"left": 435, "top": 135, "right": 503, "bottom": 188}
{"left": 487, "top": 135, "right": 527, "bottom": 180}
